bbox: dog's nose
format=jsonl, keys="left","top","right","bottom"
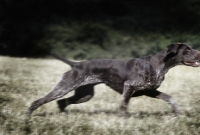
{"left": 195, "top": 50, "right": 200, "bottom": 55}
{"left": 197, "top": 50, "right": 200, "bottom": 54}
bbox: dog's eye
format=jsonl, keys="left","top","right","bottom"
{"left": 183, "top": 49, "right": 192, "bottom": 55}
{"left": 186, "top": 49, "right": 191, "bottom": 53}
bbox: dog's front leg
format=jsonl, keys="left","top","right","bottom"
{"left": 119, "top": 81, "right": 135, "bottom": 116}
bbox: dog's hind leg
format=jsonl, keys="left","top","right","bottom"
{"left": 57, "top": 84, "right": 95, "bottom": 112}
{"left": 28, "top": 71, "right": 83, "bottom": 115}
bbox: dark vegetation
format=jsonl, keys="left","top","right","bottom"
{"left": 1, "top": 0, "right": 200, "bottom": 59}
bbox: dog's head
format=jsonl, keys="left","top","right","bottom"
{"left": 166, "top": 43, "right": 200, "bottom": 67}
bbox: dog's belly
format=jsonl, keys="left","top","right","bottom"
{"left": 101, "top": 78, "right": 124, "bottom": 94}
{"left": 105, "top": 82, "right": 124, "bottom": 94}
{"left": 102, "top": 77, "right": 162, "bottom": 94}
{"left": 93, "top": 68, "right": 164, "bottom": 93}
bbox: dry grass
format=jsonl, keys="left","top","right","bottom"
{"left": 0, "top": 56, "right": 200, "bottom": 135}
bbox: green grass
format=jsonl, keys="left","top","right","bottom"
{"left": 0, "top": 56, "right": 200, "bottom": 135}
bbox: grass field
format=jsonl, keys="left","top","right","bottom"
{"left": 0, "top": 56, "right": 200, "bottom": 135}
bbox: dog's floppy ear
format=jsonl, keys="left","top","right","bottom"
{"left": 164, "top": 43, "right": 182, "bottom": 62}
{"left": 167, "top": 43, "right": 181, "bottom": 54}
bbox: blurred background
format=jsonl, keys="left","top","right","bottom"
{"left": 1, "top": 0, "right": 200, "bottom": 59}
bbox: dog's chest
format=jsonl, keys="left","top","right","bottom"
{"left": 144, "top": 67, "right": 164, "bottom": 88}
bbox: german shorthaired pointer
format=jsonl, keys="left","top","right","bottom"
{"left": 28, "top": 43, "right": 200, "bottom": 116}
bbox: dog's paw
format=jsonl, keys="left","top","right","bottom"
{"left": 57, "top": 99, "right": 69, "bottom": 112}
{"left": 118, "top": 110, "right": 128, "bottom": 117}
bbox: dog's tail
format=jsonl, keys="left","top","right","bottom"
{"left": 51, "top": 53, "right": 77, "bottom": 67}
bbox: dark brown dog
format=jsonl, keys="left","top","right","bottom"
{"left": 28, "top": 43, "right": 200, "bottom": 116}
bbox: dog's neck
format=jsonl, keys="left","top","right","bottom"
{"left": 150, "top": 49, "right": 180, "bottom": 74}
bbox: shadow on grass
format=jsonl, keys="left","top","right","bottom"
{"left": 187, "top": 122, "right": 200, "bottom": 128}
{"left": 33, "top": 109, "right": 174, "bottom": 118}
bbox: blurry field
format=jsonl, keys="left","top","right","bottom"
{"left": 0, "top": 56, "right": 200, "bottom": 135}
